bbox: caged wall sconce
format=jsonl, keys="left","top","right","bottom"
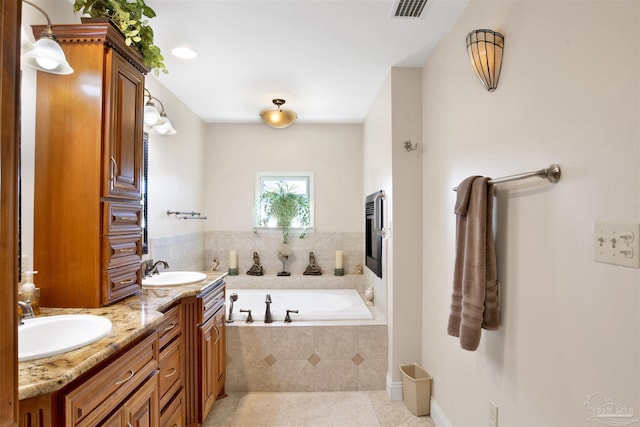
{"left": 22, "top": 0, "right": 73, "bottom": 74}
{"left": 466, "top": 29, "right": 504, "bottom": 92}
{"left": 144, "top": 88, "right": 177, "bottom": 135}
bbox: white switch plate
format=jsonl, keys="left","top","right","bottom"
{"left": 594, "top": 222, "right": 640, "bottom": 268}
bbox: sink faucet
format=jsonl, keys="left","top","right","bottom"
{"left": 18, "top": 300, "right": 35, "bottom": 325}
{"left": 144, "top": 260, "right": 169, "bottom": 277}
{"left": 264, "top": 294, "right": 273, "bottom": 323}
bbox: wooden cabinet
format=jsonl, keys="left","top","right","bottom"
{"left": 158, "top": 304, "right": 185, "bottom": 426}
{"left": 183, "top": 279, "right": 226, "bottom": 425}
{"left": 62, "top": 332, "right": 159, "bottom": 426}
{"left": 33, "top": 23, "right": 148, "bottom": 308}
{"left": 200, "top": 307, "right": 226, "bottom": 417}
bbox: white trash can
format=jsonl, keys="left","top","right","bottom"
{"left": 399, "top": 363, "right": 432, "bottom": 416}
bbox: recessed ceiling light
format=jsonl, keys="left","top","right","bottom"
{"left": 171, "top": 47, "right": 198, "bottom": 59}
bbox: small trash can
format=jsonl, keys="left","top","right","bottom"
{"left": 399, "top": 363, "right": 432, "bottom": 416}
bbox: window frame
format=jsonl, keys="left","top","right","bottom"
{"left": 255, "top": 171, "right": 315, "bottom": 231}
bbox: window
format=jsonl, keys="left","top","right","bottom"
{"left": 255, "top": 172, "right": 314, "bottom": 229}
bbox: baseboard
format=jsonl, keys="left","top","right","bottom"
{"left": 430, "top": 398, "right": 453, "bottom": 427}
{"left": 386, "top": 372, "right": 403, "bottom": 401}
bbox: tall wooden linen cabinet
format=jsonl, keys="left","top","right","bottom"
{"left": 34, "top": 23, "right": 148, "bottom": 308}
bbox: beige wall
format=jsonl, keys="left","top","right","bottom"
{"left": 144, "top": 77, "right": 207, "bottom": 241}
{"left": 202, "top": 123, "right": 363, "bottom": 234}
{"left": 363, "top": 67, "right": 424, "bottom": 396}
{"left": 421, "top": 1, "right": 640, "bottom": 425}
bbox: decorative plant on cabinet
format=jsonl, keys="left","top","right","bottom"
{"left": 72, "top": 0, "right": 167, "bottom": 73}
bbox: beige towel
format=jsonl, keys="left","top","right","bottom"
{"left": 448, "top": 176, "right": 499, "bottom": 351}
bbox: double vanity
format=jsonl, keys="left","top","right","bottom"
{"left": 18, "top": 272, "right": 227, "bottom": 427}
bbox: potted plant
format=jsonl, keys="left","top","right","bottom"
{"left": 72, "top": 0, "right": 167, "bottom": 74}
{"left": 258, "top": 182, "right": 310, "bottom": 244}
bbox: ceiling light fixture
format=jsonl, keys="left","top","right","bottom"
{"left": 466, "top": 29, "right": 504, "bottom": 92}
{"left": 260, "top": 99, "right": 297, "bottom": 129}
{"left": 171, "top": 46, "right": 199, "bottom": 59}
{"left": 143, "top": 88, "right": 177, "bottom": 135}
{"left": 21, "top": 0, "right": 73, "bottom": 75}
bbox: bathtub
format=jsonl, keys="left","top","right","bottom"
{"left": 226, "top": 288, "right": 373, "bottom": 321}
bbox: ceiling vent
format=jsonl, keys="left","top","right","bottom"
{"left": 392, "top": 0, "right": 428, "bottom": 18}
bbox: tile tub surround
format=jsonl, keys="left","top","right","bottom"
{"left": 225, "top": 323, "right": 388, "bottom": 392}
{"left": 205, "top": 230, "right": 364, "bottom": 276}
{"left": 18, "top": 271, "right": 227, "bottom": 400}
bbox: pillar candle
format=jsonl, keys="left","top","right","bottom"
{"left": 335, "top": 250, "right": 344, "bottom": 269}
{"left": 229, "top": 250, "right": 237, "bottom": 269}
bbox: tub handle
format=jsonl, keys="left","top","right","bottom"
{"left": 284, "top": 309, "right": 299, "bottom": 323}
{"left": 240, "top": 309, "right": 253, "bottom": 323}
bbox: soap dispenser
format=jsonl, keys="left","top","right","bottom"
{"left": 20, "top": 270, "right": 40, "bottom": 315}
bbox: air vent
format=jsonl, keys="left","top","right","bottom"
{"left": 392, "top": 0, "right": 428, "bottom": 18}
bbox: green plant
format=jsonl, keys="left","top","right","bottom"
{"left": 258, "top": 182, "right": 310, "bottom": 244}
{"left": 73, "top": 0, "right": 167, "bottom": 74}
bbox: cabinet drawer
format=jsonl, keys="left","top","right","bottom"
{"left": 104, "top": 201, "right": 142, "bottom": 234}
{"left": 159, "top": 338, "right": 182, "bottom": 408}
{"left": 103, "top": 263, "right": 141, "bottom": 305}
{"left": 160, "top": 389, "right": 185, "bottom": 427}
{"left": 198, "top": 283, "right": 225, "bottom": 324}
{"left": 159, "top": 304, "right": 182, "bottom": 349}
{"left": 64, "top": 332, "right": 159, "bottom": 426}
{"left": 103, "top": 234, "right": 141, "bottom": 270}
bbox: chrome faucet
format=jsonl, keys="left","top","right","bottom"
{"left": 264, "top": 294, "right": 273, "bottom": 323}
{"left": 18, "top": 300, "right": 35, "bottom": 325}
{"left": 144, "top": 260, "right": 169, "bottom": 277}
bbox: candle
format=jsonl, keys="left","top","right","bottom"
{"left": 335, "top": 251, "right": 343, "bottom": 269}
{"left": 229, "top": 250, "right": 237, "bottom": 269}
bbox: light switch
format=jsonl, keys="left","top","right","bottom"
{"left": 594, "top": 222, "right": 640, "bottom": 268}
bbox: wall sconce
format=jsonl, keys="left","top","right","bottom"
{"left": 260, "top": 99, "right": 297, "bottom": 129}
{"left": 144, "top": 88, "right": 176, "bottom": 135}
{"left": 466, "top": 29, "right": 504, "bottom": 92}
{"left": 22, "top": 0, "right": 73, "bottom": 74}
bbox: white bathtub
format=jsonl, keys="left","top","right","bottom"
{"left": 225, "top": 289, "right": 373, "bottom": 321}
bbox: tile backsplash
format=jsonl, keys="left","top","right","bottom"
{"left": 148, "top": 230, "right": 364, "bottom": 279}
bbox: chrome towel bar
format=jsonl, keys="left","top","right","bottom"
{"left": 453, "top": 163, "right": 561, "bottom": 191}
{"left": 167, "top": 210, "right": 207, "bottom": 220}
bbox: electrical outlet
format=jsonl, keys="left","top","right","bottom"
{"left": 489, "top": 401, "right": 498, "bottom": 427}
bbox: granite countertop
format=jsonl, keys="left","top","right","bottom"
{"left": 18, "top": 271, "right": 227, "bottom": 400}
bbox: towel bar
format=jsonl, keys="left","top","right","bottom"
{"left": 453, "top": 164, "right": 561, "bottom": 191}
{"left": 167, "top": 210, "right": 207, "bottom": 220}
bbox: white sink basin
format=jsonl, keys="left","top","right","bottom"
{"left": 142, "top": 271, "right": 207, "bottom": 287}
{"left": 19, "top": 315, "right": 112, "bottom": 362}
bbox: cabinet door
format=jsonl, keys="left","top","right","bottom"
{"left": 198, "top": 314, "right": 220, "bottom": 420}
{"left": 123, "top": 372, "right": 159, "bottom": 427}
{"left": 104, "top": 49, "right": 144, "bottom": 200}
{"left": 214, "top": 309, "right": 226, "bottom": 398}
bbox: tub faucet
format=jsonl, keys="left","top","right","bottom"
{"left": 227, "top": 293, "right": 238, "bottom": 323}
{"left": 284, "top": 309, "right": 299, "bottom": 323}
{"left": 264, "top": 294, "right": 273, "bottom": 323}
{"left": 18, "top": 300, "right": 35, "bottom": 325}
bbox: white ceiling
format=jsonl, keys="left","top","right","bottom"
{"left": 31, "top": 0, "right": 466, "bottom": 124}
{"left": 147, "top": 0, "right": 469, "bottom": 124}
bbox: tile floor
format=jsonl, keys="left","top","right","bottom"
{"left": 203, "top": 391, "right": 434, "bottom": 427}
